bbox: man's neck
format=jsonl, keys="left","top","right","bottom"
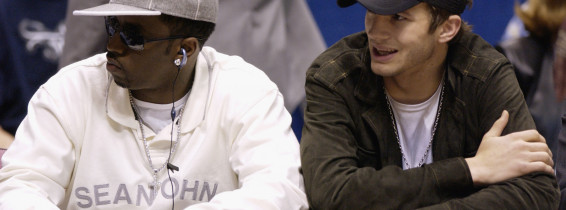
{"left": 384, "top": 65, "right": 445, "bottom": 104}
{"left": 131, "top": 68, "right": 195, "bottom": 104}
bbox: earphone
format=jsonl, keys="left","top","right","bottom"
{"left": 168, "top": 48, "right": 185, "bottom": 210}
{"left": 170, "top": 47, "right": 187, "bottom": 120}
{"left": 174, "top": 48, "right": 187, "bottom": 69}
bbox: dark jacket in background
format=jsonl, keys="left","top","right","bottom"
{"left": 496, "top": 36, "right": 566, "bottom": 161}
{"left": 558, "top": 115, "right": 566, "bottom": 209}
{"left": 300, "top": 31, "right": 559, "bottom": 209}
{"left": 498, "top": 35, "right": 566, "bottom": 210}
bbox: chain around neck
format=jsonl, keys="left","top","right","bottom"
{"left": 128, "top": 91, "right": 184, "bottom": 191}
{"left": 384, "top": 80, "right": 445, "bottom": 170}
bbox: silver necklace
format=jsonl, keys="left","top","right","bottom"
{"left": 129, "top": 92, "right": 184, "bottom": 192}
{"left": 384, "top": 81, "right": 444, "bottom": 169}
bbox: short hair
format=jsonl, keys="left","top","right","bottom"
{"left": 159, "top": 14, "right": 216, "bottom": 49}
{"left": 516, "top": 0, "right": 566, "bottom": 41}
{"left": 425, "top": 0, "right": 473, "bottom": 44}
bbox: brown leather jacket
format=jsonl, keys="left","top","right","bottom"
{"left": 301, "top": 31, "right": 559, "bottom": 209}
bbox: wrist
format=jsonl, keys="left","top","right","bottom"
{"left": 465, "top": 157, "right": 486, "bottom": 187}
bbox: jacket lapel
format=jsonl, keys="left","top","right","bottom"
{"left": 356, "top": 67, "right": 403, "bottom": 167}
{"left": 433, "top": 68, "right": 467, "bottom": 160}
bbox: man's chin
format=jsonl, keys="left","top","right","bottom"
{"left": 370, "top": 65, "right": 396, "bottom": 77}
{"left": 111, "top": 77, "right": 129, "bottom": 89}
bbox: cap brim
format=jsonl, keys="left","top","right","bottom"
{"left": 73, "top": 3, "right": 161, "bottom": 16}
{"left": 337, "top": 0, "right": 357, "bottom": 8}
{"left": 358, "top": 0, "right": 419, "bottom": 15}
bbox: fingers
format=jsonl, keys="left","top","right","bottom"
{"left": 515, "top": 143, "right": 554, "bottom": 175}
{"left": 507, "top": 129, "right": 547, "bottom": 143}
{"left": 507, "top": 133, "right": 552, "bottom": 160}
{"left": 525, "top": 142, "right": 553, "bottom": 158}
{"left": 526, "top": 151, "right": 554, "bottom": 168}
{"left": 524, "top": 161, "right": 555, "bottom": 175}
{"left": 484, "top": 110, "right": 509, "bottom": 137}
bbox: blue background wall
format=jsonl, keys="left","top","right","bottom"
{"left": 307, "top": 0, "right": 525, "bottom": 47}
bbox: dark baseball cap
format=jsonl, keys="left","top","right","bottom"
{"left": 338, "top": 0, "right": 468, "bottom": 15}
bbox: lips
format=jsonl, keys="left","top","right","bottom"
{"left": 371, "top": 45, "right": 397, "bottom": 63}
{"left": 106, "top": 58, "right": 122, "bottom": 72}
{"left": 374, "top": 46, "right": 398, "bottom": 56}
{"left": 375, "top": 48, "right": 397, "bottom": 56}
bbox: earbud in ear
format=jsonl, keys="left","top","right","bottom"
{"left": 174, "top": 48, "right": 187, "bottom": 68}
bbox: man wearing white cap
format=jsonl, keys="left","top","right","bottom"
{"left": 301, "top": 0, "right": 559, "bottom": 209}
{"left": 0, "top": 0, "right": 308, "bottom": 209}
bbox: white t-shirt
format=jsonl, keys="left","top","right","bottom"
{"left": 387, "top": 82, "right": 443, "bottom": 170}
{"left": 132, "top": 91, "right": 190, "bottom": 133}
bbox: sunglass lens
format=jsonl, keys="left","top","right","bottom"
{"left": 105, "top": 18, "right": 116, "bottom": 36}
{"left": 104, "top": 16, "right": 145, "bottom": 51}
{"left": 120, "top": 31, "right": 144, "bottom": 51}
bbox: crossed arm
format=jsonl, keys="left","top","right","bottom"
{"left": 300, "top": 71, "right": 558, "bottom": 209}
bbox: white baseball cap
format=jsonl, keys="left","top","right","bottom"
{"left": 73, "top": 0, "right": 218, "bottom": 23}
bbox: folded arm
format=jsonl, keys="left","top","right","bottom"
{"left": 301, "top": 77, "right": 474, "bottom": 209}
{"left": 301, "top": 67, "right": 559, "bottom": 209}
{"left": 0, "top": 88, "right": 76, "bottom": 209}
{"left": 186, "top": 90, "right": 307, "bottom": 210}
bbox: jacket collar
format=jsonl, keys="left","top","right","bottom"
{"left": 106, "top": 49, "right": 212, "bottom": 134}
{"left": 353, "top": 46, "right": 384, "bottom": 106}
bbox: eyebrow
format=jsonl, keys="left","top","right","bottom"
{"left": 397, "top": 11, "right": 412, "bottom": 17}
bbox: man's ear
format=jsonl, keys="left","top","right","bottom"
{"left": 179, "top": 37, "right": 199, "bottom": 58}
{"left": 438, "top": 15, "right": 462, "bottom": 43}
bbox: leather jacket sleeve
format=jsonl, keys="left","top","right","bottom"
{"left": 301, "top": 70, "right": 474, "bottom": 209}
{"left": 419, "top": 61, "right": 559, "bottom": 209}
{"left": 301, "top": 32, "right": 559, "bottom": 209}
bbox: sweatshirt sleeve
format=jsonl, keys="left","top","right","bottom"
{"left": 185, "top": 90, "right": 308, "bottom": 210}
{"left": 0, "top": 87, "right": 76, "bottom": 209}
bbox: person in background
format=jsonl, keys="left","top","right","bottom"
{"left": 0, "top": 0, "right": 67, "bottom": 158}
{"left": 57, "top": 0, "right": 108, "bottom": 70}
{"left": 0, "top": 0, "right": 307, "bottom": 208}
{"left": 206, "top": 0, "right": 326, "bottom": 139}
{"left": 496, "top": 0, "right": 566, "bottom": 161}
{"left": 500, "top": 2, "right": 529, "bottom": 42}
{"left": 300, "top": 0, "right": 558, "bottom": 209}
{"left": 555, "top": 16, "right": 566, "bottom": 210}
{"left": 58, "top": 0, "right": 326, "bottom": 140}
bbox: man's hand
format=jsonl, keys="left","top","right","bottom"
{"left": 465, "top": 110, "right": 554, "bottom": 186}
{"left": 0, "top": 126, "right": 14, "bottom": 149}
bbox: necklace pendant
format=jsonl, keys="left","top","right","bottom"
{"left": 149, "top": 180, "right": 160, "bottom": 191}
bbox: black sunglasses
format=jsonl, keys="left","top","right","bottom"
{"left": 104, "top": 16, "right": 187, "bottom": 51}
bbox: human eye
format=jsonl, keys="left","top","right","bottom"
{"left": 392, "top": 14, "right": 407, "bottom": 21}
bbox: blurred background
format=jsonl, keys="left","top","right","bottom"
{"left": 310, "top": 0, "right": 525, "bottom": 46}
{"left": 0, "top": 0, "right": 530, "bottom": 144}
